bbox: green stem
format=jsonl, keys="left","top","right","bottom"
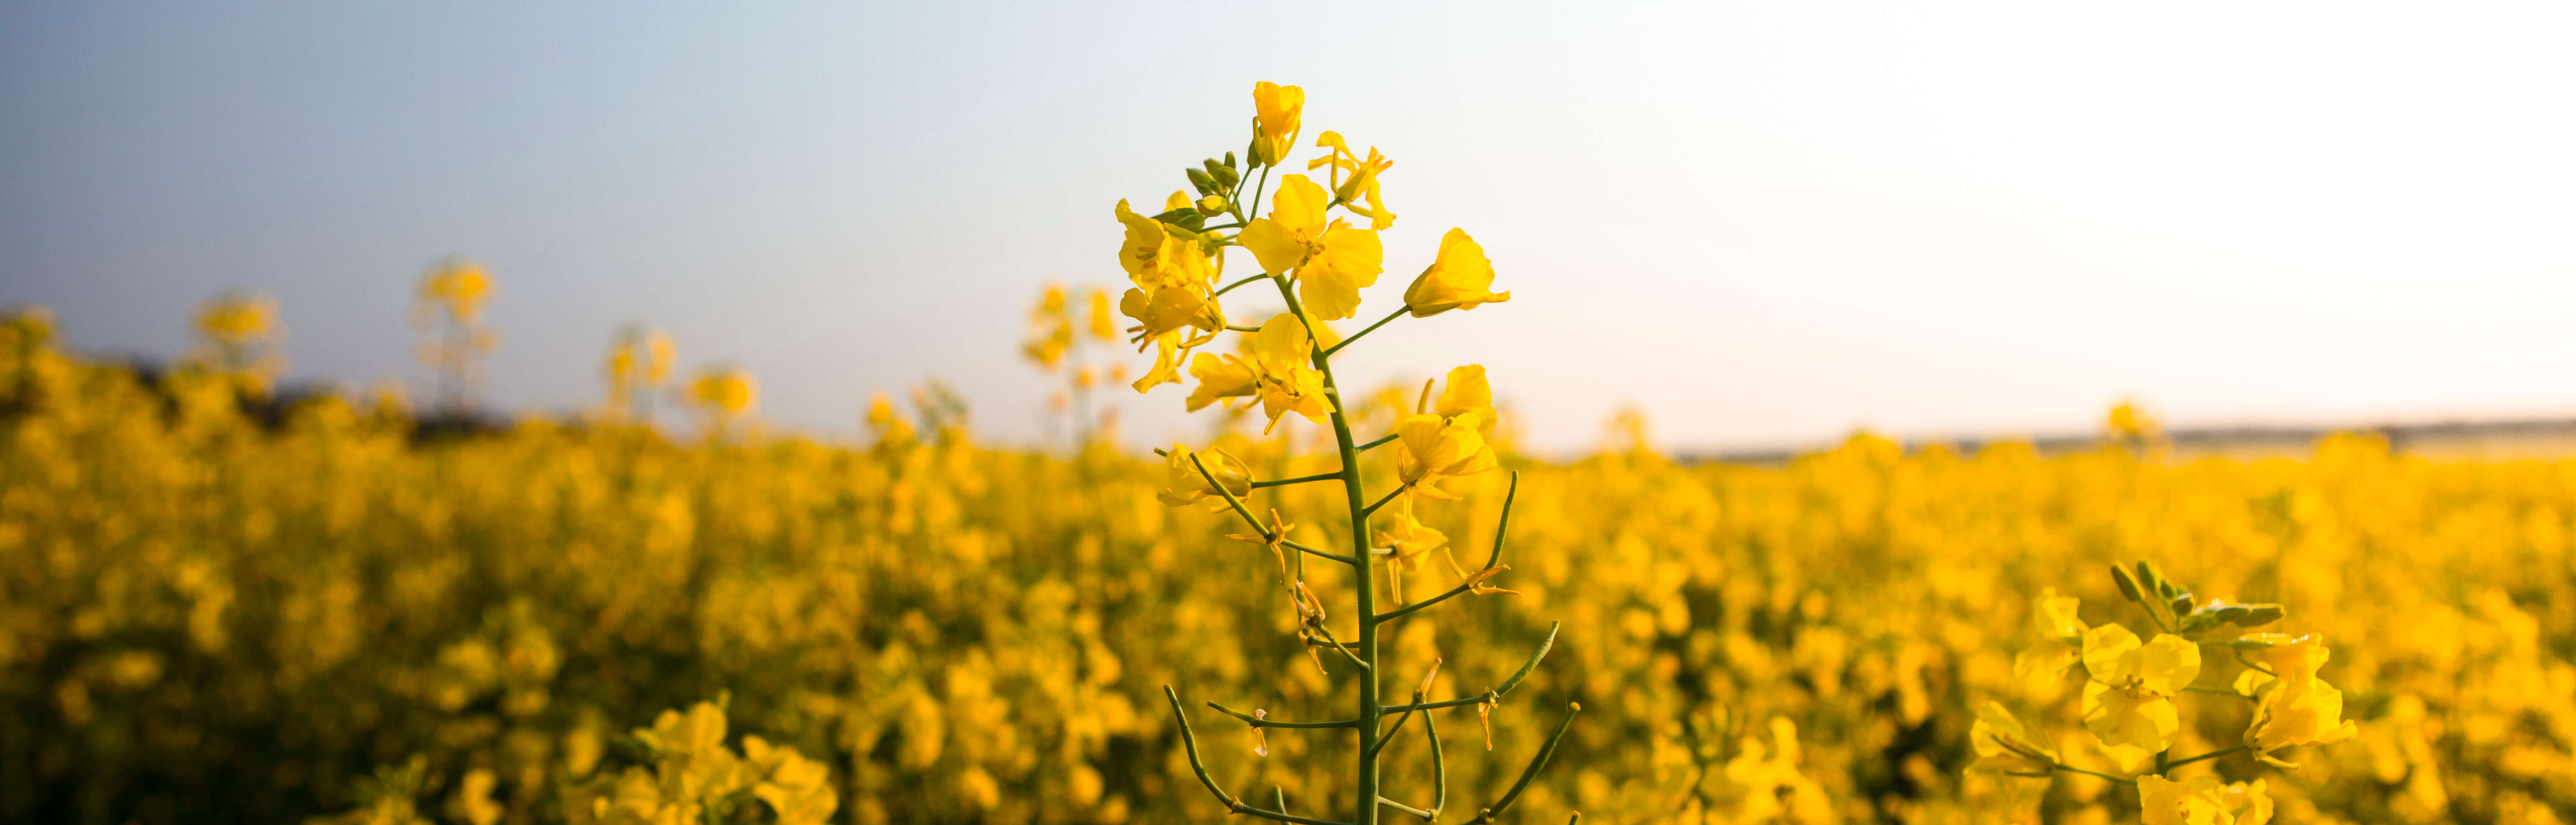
{"left": 1358, "top": 432, "right": 1399, "bottom": 452}
{"left": 1322, "top": 305, "right": 1410, "bottom": 358}
{"left": 1214, "top": 273, "right": 1270, "bottom": 299}
{"left": 1254, "top": 471, "right": 1345, "bottom": 489}
{"left": 2161, "top": 745, "right": 2246, "bottom": 770}
{"left": 2050, "top": 762, "right": 2139, "bottom": 786}
{"left": 1272, "top": 270, "right": 1381, "bottom": 825}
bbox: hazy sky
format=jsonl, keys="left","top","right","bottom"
{"left": 5, "top": 2, "right": 2573, "bottom": 452}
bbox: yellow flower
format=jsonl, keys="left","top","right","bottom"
{"left": 1968, "top": 701, "right": 2058, "bottom": 776}
{"left": 1371, "top": 503, "right": 1449, "bottom": 604}
{"left": 1176, "top": 315, "right": 1334, "bottom": 432}
{"left": 2013, "top": 588, "right": 2088, "bottom": 688}
{"left": 1394, "top": 366, "right": 1502, "bottom": 499}
{"left": 1309, "top": 131, "right": 1396, "bottom": 229}
{"left": 194, "top": 292, "right": 276, "bottom": 344}
{"left": 2079, "top": 624, "right": 2199, "bottom": 752}
{"left": 1114, "top": 199, "right": 1226, "bottom": 392}
{"left": 1403, "top": 229, "right": 1508, "bottom": 317}
{"left": 2138, "top": 775, "right": 2272, "bottom": 825}
{"left": 689, "top": 369, "right": 756, "bottom": 416}
{"left": 1159, "top": 444, "right": 1250, "bottom": 509}
{"left": 1251, "top": 81, "right": 1304, "bottom": 168}
{"left": 420, "top": 261, "right": 493, "bottom": 322}
{"left": 2240, "top": 635, "right": 2359, "bottom": 767}
{"left": 1183, "top": 351, "right": 1258, "bottom": 412}
{"left": 1247, "top": 314, "right": 1334, "bottom": 431}
{"left": 1238, "top": 175, "right": 1383, "bottom": 321}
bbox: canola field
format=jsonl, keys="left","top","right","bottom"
{"left": 3, "top": 310, "right": 2573, "bottom": 824}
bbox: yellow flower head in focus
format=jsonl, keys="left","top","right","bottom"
{"left": 1967, "top": 701, "right": 2058, "bottom": 776}
{"left": 1159, "top": 444, "right": 1251, "bottom": 509}
{"left": 1403, "top": 229, "right": 1510, "bottom": 317}
{"left": 1239, "top": 175, "right": 1383, "bottom": 321}
{"left": 1395, "top": 366, "right": 1501, "bottom": 500}
{"left": 1309, "top": 131, "right": 1396, "bottom": 229}
{"left": 1251, "top": 81, "right": 1304, "bottom": 168}
{"left": 1175, "top": 315, "right": 1334, "bottom": 432}
{"left": 2239, "top": 634, "right": 2359, "bottom": 767}
{"left": 689, "top": 368, "right": 756, "bottom": 416}
{"left": 2079, "top": 624, "right": 2199, "bottom": 752}
{"left": 2138, "top": 775, "right": 2272, "bottom": 825}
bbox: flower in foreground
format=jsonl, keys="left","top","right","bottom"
{"left": 1159, "top": 444, "right": 1251, "bottom": 509}
{"left": 1239, "top": 175, "right": 1383, "bottom": 321}
{"left": 2079, "top": 624, "right": 2198, "bottom": 752}
{"left": 2238, "top": 634, "right": 2359, "bottom": 767}
{"left": 1252, "top": 81, "right": 1304, "bottom": 168}
{"left": 1404, "top": 229, "right": 1508, "bottom": 317}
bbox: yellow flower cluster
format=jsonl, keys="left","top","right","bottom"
{"left": 8, "top": 313, "right": 2576, "bottom": 822}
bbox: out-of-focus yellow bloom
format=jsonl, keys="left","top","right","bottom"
{"left": 866, "top": 394, "right": 915, "bottom": 450}
{"left": 2080, "top": 624, "right": 2198, "bottom": 752}
{"left": 419, "top": 262, "right": 493, "bottom": 323}
{"left": 1968, "top": 701, "right": 2058, "bottom": 776}
{"left": 1238, "top": 175, "right": 1382, "bottom": 320}
{"left": 2240, "top": 635, "right": 2359, "bottom": 767}
{"left": 195, "top": 292, "right": 275, "bottom": 344}
{"left": 1251, "top": 81, "right": 1304, "bottom": 168}
{"left": 689, "top": 368, "right": 756, "bottom": 417}
{"left": 1084, "top": 288, "right": 1117, "bottom": 341}
{"left": 1158, "top": 444, "right": 1250, "bottom": 509}
{"left": 2013, "top": 588, "right": 2088, "bottom": 687}
{"left": 2138, "top": 775, "right": 2272, "bottom": 825}
{"left": 1309, "top": 131, "right": 1395, "bottom": 229}
{"left": 1403, "top": 229, "right": 1508, "bottom": 317}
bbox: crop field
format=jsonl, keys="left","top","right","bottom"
{"left": 8, "top": 78, "right": 2576, "bottom": 825}
{"left": 3, "top": 309, "right": 2573, "bottom": 823}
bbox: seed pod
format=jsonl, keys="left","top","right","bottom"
{"left": 2135, "top": 561, "right": 2168, "bottom": 596}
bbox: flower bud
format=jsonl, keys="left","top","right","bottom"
{"left": 2111, "top": 565, "right": 2144, "bottom": 603}
{"left": 1186, "top": 167, "right": 1218, "bottom": 196}
{"left": 1206, "top": 160, "right": 1240, "bottom": 189}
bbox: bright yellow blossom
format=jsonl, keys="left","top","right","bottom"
{"left": 420, "top": 261, "right": 493, "bottom": 323}
{"left": 1371, "top": 502, "right": 1449, "bottom": 604}
{"left": 2138, "top": 775, "right": 2272, "bottom": 825}
{"left": 1251, "top": 81, "right": 1304, "bottom": 168}
{"left": 1158, "top": 444, "right": 1250, "bottom": 509}
{"left": 1309, "top": 131, "right": 1395, "bottom": 229}
{"left": 1403, "top": 229, "right": 1508, "bottom": 317}
{"left": 2241, "top": 635, "right": 2359, "bottom": 767}
{"left": 2079, "top": 624, "right": 2199, "bottom": 752}
{"left": 1238, "top": 175, "right": 1383, "bottom": 320}
{"left": 1178, "top": 314, "right": 1333, "bottom": 432}
{"left": 1395, "top": 366, "right": 1502, "bottom": 500}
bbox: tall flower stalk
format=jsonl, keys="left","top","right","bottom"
{"left": 1108, "top": 81, "right": 1568, "bottom": 825}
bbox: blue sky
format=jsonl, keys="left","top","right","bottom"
{"left": 5, "top": 2, "right": 2574, "bottom": 452}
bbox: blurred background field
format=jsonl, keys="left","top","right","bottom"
{"left": 5, "top": 311, "right": 2573, "bottom": 824}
